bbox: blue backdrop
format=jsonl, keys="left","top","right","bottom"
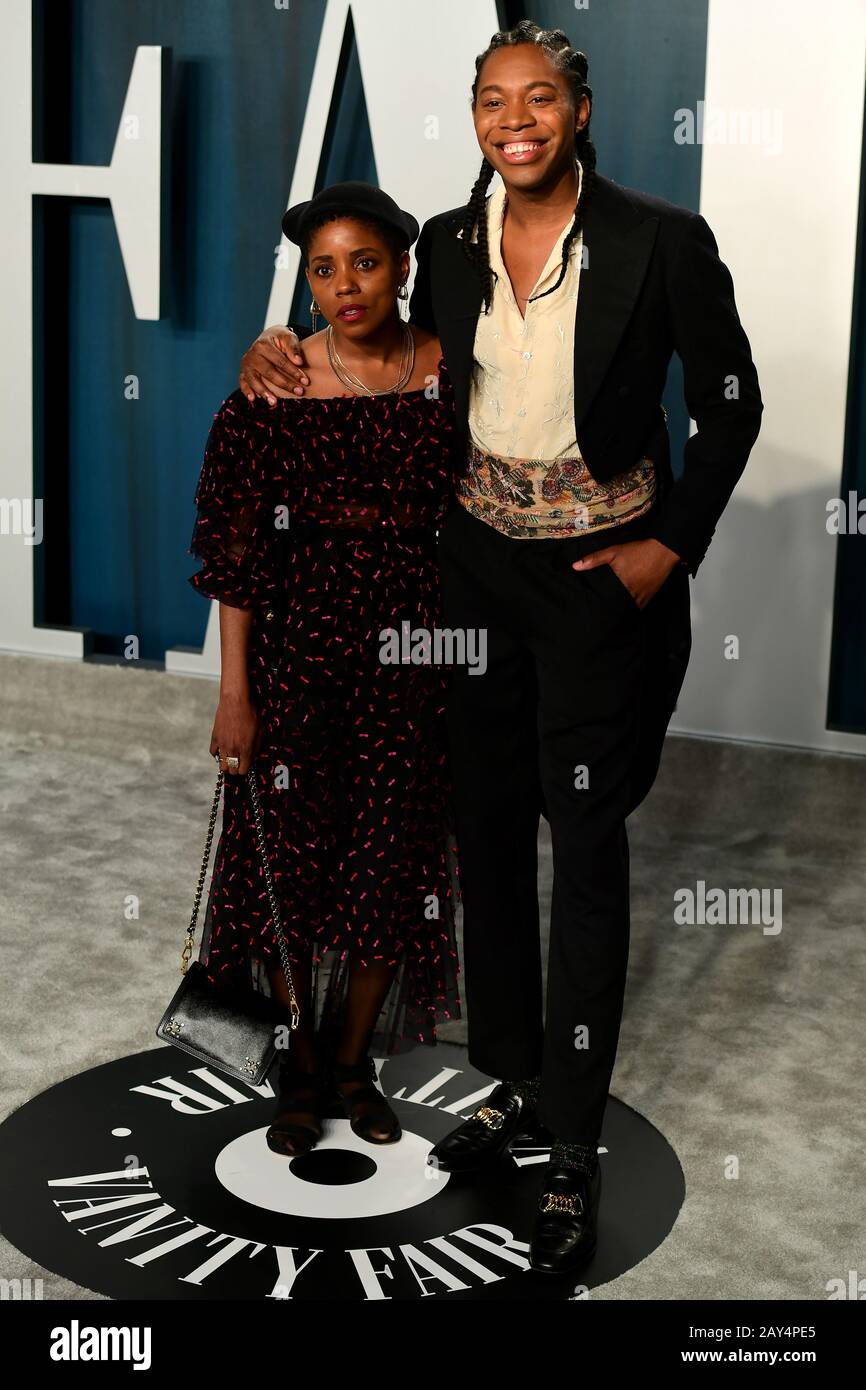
{"left": 52, "top": 1, "right": 866, "bottom": 726}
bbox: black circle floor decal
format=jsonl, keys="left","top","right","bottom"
{"left": 0, "top": 1043, "right": 683, "bottom": 1300}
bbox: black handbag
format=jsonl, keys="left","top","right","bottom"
{"left": 156, "top": 759, "right": 299, "bottom": 1085}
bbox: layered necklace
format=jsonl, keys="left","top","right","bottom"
{"left": 326, "top": 322, "right": 416, "bottom": 396}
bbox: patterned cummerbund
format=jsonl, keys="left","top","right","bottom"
{"left": 457, "top": 441, "right": 657, "bottom": 539}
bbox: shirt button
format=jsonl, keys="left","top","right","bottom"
{"left": 522, "top": 351, "right": 532, "bottom": 360}
{"left": 264, "top": 609, "right": 275, "bottom": 622}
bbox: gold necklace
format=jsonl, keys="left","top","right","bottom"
{"left": 326, "top": 323, "right": 416, "bottom": 396}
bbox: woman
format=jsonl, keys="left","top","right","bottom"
{"left": 188, "top": 182, "right": 461, "bottom": 1159}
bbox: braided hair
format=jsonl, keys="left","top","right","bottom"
{"left": 461, "top": 20, "right": 597, "bottom": 312}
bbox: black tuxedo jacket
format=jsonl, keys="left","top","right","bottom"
{"left": 406, "top": 173, "right": 763, "bottom": 577}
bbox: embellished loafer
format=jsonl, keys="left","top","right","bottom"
{"left": 529, "top": 1162, "right": 601, "bottom": 1274}
{"left": 427, "top": 1083, "right": 538, "bottom": 1174}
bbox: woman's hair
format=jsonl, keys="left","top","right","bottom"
{"left": 300, "top": 212, "right": 407, "bottom": 266}
{"left": 461, "top": 20, "right": 597, "bottom": 311}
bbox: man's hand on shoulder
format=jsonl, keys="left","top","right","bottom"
{"left": 239, "top": 326, "right": 310, "bottom": 405}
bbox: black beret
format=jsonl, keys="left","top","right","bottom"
{"left": 282, "top": 181, "right": 419, "bottom": 251}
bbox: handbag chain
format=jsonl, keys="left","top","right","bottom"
{"left": 181, "top": 758, "right": 300, "bottom": 1031}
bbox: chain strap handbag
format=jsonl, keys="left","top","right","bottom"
{"left": 156, "top": 757, "right": 299, "bottom": 1085}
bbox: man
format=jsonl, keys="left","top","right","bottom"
{"left": 238, "top": 21, "right": 762, "bottom": 1275}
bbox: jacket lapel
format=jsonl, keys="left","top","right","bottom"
{"left": 573, "top": 176, "right": 660, "bottom": 433}
{"left": 434, "top": 179, "right": 659, "bottom": 442}
{"left": 436, "top": 211, "right": 484, "bottom": 434}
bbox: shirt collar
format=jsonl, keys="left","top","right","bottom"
{"left": 487, "top": 158, "right": 583, "bottom": 301}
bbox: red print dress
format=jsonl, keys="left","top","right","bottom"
{"left": 188, "top": 357, "right": 461, "bottom": 1051}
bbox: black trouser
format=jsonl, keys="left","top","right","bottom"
{"left": 436, "top": 500, "right": 691, "bottom": 1144}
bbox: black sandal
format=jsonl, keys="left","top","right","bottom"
{"left": 266, "top": 1061, "right": 330, "bottom": 1158}
{"left": 331, "top": 1057, "right": 402, "bottom": 1145}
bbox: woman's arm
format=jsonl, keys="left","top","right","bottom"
{"left": 189, "top": 394, "right": 280, "bottom": 775}
{"left": 209, "top": 603, "right": 261, "bottom": 776}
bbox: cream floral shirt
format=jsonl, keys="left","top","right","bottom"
{"left": 468, "top": 165, "right": 585, "bottom": 460}
{"left": 459, "top": 163, "right": 657, "bottom": 539}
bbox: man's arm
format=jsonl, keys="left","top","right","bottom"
{"left": 646, "top": 212, "right": 763, "bottom": 577}
{"left": 239, "top": 322, "right": 310, "bottom": 402}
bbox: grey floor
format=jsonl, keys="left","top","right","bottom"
{"left": 1, "top": 651, "right": 864, "bottom": 1300}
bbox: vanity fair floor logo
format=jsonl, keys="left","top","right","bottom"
{"left": 0, "top": 1044, "right": 683, "bottom": 1301}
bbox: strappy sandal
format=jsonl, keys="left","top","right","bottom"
{"left": 266, "top": 1061, "right": 330, "bottom": 1158}
{"left": 331, "top": 1056, "right": 402, "bottom": 1144}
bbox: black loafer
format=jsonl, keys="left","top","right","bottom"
{"left": 427, "top": 1083, "right": 537, "bottom": 1174}
{"left": 529, "top": 1162, "right": 601, "bottom": 1274}
{"left": 512, "top": 1117, "right": 556, "bottom": 1148}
